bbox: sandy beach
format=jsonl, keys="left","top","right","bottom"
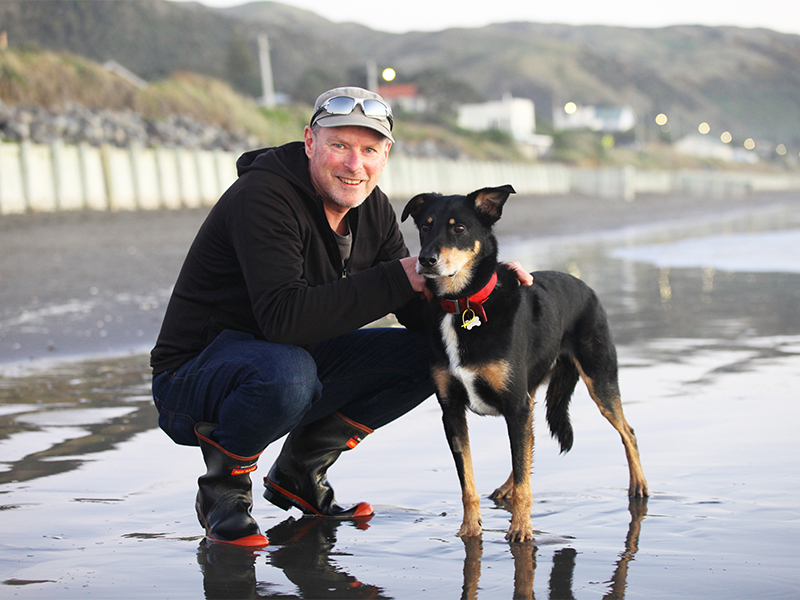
{"left": 1, "top": 189, "right": 799, "bottom": 598}
{"left": 2, "top": 189, "right": 798, "bottom": 366}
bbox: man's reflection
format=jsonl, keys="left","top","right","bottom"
{"left": 267, "top": 516, "right": 387, "bottom": 599}
{"left": 197, "top": 539, "right": 262, "bottom": 599}
{"left": 197, "top": 515, "right": 387, "bottom": 599}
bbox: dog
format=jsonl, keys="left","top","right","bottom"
{"left": 401, "top": 184, "right": 649, "bottom": 543}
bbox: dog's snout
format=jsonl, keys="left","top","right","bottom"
{"left": 418, "top": 254, "right": 438, "bottom": 269}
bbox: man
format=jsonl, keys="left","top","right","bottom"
{"left": 151, "top": 87, "right": 434, "bottom": 547}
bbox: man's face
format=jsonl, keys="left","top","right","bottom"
{"left": 304, "top": 125, "right": 391, "bottom": 211}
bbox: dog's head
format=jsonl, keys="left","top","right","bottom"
{"left": 401, "top": 185, "right": 515, "bottom": 296}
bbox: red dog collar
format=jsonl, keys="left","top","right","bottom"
{"left": 438, "top": 272, "right": 497, "bottom": 322}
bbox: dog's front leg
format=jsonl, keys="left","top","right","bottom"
{"left": 441, "top": 405, "right": 482, "bottom": 538}
{"left": 504, "top": 406, "right": 534, "bottom": 543}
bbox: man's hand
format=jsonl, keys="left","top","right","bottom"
{"left": 400, "top": 256, "right": 434, "bottom": 299}
{"left": 502, "top": 261, "right": 534, "bottom": 286}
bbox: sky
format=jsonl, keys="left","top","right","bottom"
{"left": 174, "top": 0, "right": 800, "bottom": 36}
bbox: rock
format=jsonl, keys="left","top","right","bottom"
{"left": 0, "top": 103, "right": 252, "bottom": 151}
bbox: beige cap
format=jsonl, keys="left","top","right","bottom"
{"left": 310, "top": 86, "right": 394, "bottom": 143}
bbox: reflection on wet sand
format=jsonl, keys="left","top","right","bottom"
{"left": 195, "top": 498, "right": 649, "bottom": 600}
{"left": 0, "top": 355, "right": 154, "bottom": 485}
{"left": 461, "top": 498, "right": 647, "bottom": 600}
{"left": 198, "top": 516, "right": 387, "bottom": 600}
{"left": 603, "top": 498, "right": 647, "bottom": 600}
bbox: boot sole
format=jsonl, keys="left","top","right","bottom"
{"left": 206, "top": 532, "right": 269, "bottom": 547}
{"left": 263, "top": 479, "right": 374, "bottom": 518}
{"left": 196, "top": 504, "right": 269, "bottom": 547}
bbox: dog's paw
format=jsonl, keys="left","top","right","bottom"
{"left": 506, "top": 512, "right": 534, "bottom": 543}
{"left": 489, "top": 486, "right": 513, "bottom": 500}
{"left": 628, "top": 478, "right": 650, "bottom": 498}
{"left": 457, "top": 519, "right": 483, "bottom": 538}
{"left": 505, "top": 524, "right": 535, "bottom": 544}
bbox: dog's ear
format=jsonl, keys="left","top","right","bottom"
{"left": 401, "top": 192, "right": 440, "bottom": 223}
{"left": 469, "top": 184, "right": 515, "bottom": 224}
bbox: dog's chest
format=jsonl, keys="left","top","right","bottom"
{"left": 439, "top": 314, "right": 502, "bottom": 416}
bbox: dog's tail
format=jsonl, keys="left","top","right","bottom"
{"left": 545, "top": 356, "right": 578, "bottom": 453}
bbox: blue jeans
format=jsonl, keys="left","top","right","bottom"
{"left": 152, "top": 328, "right": 434, "bottom": 457}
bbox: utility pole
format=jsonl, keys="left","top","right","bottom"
{"left": 366, "top": 60, "right": 378, "bottom": 92}
{"left": 258, "top": 33, "right": 276, "bottom": 108}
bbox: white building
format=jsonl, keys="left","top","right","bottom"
{"left": 674, "top": 134, "right": 758, "bottom": 163}
{"left": 554, "top": 104, "right": 637, "bottom": 132}
{"left": 457, "top": 95, "right": 536, "bottom": 142}
{"left": 457, "top": 95, "right": 552, "bottom": 157}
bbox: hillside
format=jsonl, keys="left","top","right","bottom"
{"left": 1, "top": 0, "right": 799, "bottom": 153}
{"left": 0, "top": 47, "right": 312, "bottom": 148}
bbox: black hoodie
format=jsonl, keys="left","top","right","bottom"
{"left": 150, "top": 142, "right": 422, "bottom": 373}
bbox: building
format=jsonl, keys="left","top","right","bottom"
{"left": 457, "top": 95, "right": 552, "bottom": 157}
{"left": 674, "top": 134, "right": 758, "bottom": 163}
{"left": 457, "top": 95, "right": 536, "bottom": 141}
{"left": 376, "top": 83, "right": 428, "bottom": 113}
{"left": 554, "top": 104, "right": 637, "bottom": 132}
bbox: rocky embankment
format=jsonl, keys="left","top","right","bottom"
{"left": 0, "top": 102, "right": 256, "bottom": 151}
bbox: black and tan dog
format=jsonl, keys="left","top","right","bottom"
{"left": 402, "top": 185, "right": 649, "bottom": 543}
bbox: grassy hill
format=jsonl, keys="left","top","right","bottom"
{"left": 0, "top": 47, "right": 308, "bottom": 146}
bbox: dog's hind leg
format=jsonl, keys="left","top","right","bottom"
{"left": 490, "top": 471, "right": 515, "bottom": 500}
{"left": 441, "top": 404, "right": 483, "bottom": 538}
{"left": 573, "top": 358, "right": 649, "bottom": 497}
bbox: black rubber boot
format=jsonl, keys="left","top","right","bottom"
{"left": 263, "top": 412, "right": 374, "bottom": 518}
{"left": 195, "top": 423, "right": 269, "bottom": 547}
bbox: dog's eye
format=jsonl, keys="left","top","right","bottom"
{"left": 420, "top": 224, "right": 430, "bottom": 233}
{"left": 453, "top": 224, "right": 466, "bottom": 234}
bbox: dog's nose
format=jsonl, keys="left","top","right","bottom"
{"left": 419, "top": 254, "right": 438, "bottom": 269}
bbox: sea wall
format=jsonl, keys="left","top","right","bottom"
{"left": 1, "top": 141, "right": 799, "bottom": 214}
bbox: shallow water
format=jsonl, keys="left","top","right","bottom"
{"left": 1, "top": 205, "right": 799, "bottom": 599}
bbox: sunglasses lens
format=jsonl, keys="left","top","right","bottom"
{"left": 361, "top": 99, "right": 390, "bottom": 118}
{"left": 325, "top": 96, "right": 358, "bottom": 115}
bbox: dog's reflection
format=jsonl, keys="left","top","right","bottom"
{"left": 461, "top": 497, "right": 648, "bottom": 600}
{"left": 197, "top": 515, "right": 387, "bottom": 599}
{"left": 197, "top": 500, "right": 646, "bottom": 599}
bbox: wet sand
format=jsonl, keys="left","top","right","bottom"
{"left": 1, "top": 190, "right": 800, "bottom": 598}
{"left": 2, "top": 190, "right": 799, "bottom": 366}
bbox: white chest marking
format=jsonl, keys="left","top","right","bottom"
{"left": 440, "top": 314, "right": 501, "bottom": 416}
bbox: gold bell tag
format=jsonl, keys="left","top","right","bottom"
{"left": 461, "top": 308, "right": 482, "bottom": 330}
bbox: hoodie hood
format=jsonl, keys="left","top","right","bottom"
{"left": 236, "top": 142, "right": 315, "bottom": 196}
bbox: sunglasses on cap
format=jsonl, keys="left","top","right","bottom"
{"left": 310, "top": 95, "right": 394, "bottom": 130}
